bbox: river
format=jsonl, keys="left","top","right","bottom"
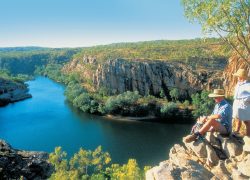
{"left": 0, "top": 76, "right": 191, "bottom": 167}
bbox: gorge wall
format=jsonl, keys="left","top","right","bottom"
{"left": 63, "top": 56, "right": 225, "bottom": 98}
{"left": 223, "top": 54, "right": 250, "bottom": 96}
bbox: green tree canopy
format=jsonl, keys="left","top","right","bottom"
{"left": 169, "top": 88, "right": 180, "bottom": 102}
{"left": 182, "top": 0, "right": 250, "bottom": 65}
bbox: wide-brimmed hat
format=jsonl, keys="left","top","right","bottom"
{"left": 208, "top": 89, "right": 225, "bottom": 98}
{"left": 233, "top": 68, "right": 248, "bottom": 78}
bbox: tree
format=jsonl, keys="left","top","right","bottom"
{"left": 49, "top": 146, "right": 147, "bottom": 179}
{"left": 160, "top": 102, "right": 178, "bottom": 117}
{"left": 191, "top": 90, "right": 215, "bottom": 118}
{"left": 169, "top": 88, "right": 180, "bottom": 102}
{"left": 182, "top": 0, "right": 250, "bottom": 66}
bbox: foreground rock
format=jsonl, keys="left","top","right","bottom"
{"left": 147, "top": 133, "right": 250, "bottom": 180}
{"left": 0, "top": 78, "right": 32, "bottom": 106}
{"left": 0, "top": 140, "right": 53, "bottom": 179}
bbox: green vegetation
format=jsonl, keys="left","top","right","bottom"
{"left": 49, "top": 146, "right": 149, "bottom": 180}
{"left": 0, "top": 69, "right": 31, "bottom": 82}
{"left": 73, "top": 38, "right": 228, "bottom": 71}
{"left": 160, "top": 102, "right": 178, "bottom": 117}
{"left": 169, "top": 88, "right": 180, "bottom": 102}
{"left": 104, "top": 91, "right": 141, "bottom": 115}
{"left": 0, "top": 47, "right": 79, "bottom": 75}
{"left": 182, "top": 0, "right": 250, "bottom": 65}
{"left": 0, "top": 39, "right": 224, "bottom": 121}
{"left": 191, "top": 90, "right": 215, "bottom": 118}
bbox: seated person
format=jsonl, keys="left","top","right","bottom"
{"left": 184, "top": 89, "right": 232, "bottom": 143}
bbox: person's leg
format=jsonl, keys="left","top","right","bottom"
{"left": 198, "top": 118, "right": 227, "bottom": 136}
{"left": 184, "top": 119, "right": 227, "bottom": 143}
{"left": 243, "top": 121, "right": 250, "bottom": 136}
{"left": 235, "top": 118, "right": 242, "bottom": 133}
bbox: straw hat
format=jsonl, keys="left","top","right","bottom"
{"left": 208, "top": 89, "right": 225, "bottom": 98}
{"left": 233, "top": 68, "right": 249, "bottom": 78}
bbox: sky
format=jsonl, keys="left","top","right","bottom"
{"left": 0, "top": 0, "right": 203, "bottom": 48}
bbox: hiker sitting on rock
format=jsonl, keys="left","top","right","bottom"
{"left": 184, "top": 89, "right": 232, "bottom": 143}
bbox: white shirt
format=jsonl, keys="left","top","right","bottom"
{"left": 234, "top": 81, "right": 250, "bottom": 101}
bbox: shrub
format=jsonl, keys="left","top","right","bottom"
{"left": 64, "top": 82, "right": 85, "bottom": 102}
{"left": 104, "top": 91, "right": 141, "bottom": 114}
{"left": 169, "top": 88, "right": 180, "bottom": 101}
{"left": 72, "top": 93, "right": 99, "bottom": 113}
{"left": 49, "top": 146, "right": 147, "bottom": 179}
{"left": 160, "top": 102, "right": 178, "bottom": 117}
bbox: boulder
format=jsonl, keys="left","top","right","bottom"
{"left": 183, "top": 139, "right": 207, "bottom": 158}
{"left": 216, "top": 134, "right": 243, "bottom": 158}
{"left": 211, "top": 160, "right": 231, "bottom": 180}
{"left": 206, "top": 132, "right": 221, "bottom": 149}
{"left": 237, "top": 154, "right": 250, "bottom": 177}
{"left": 146, "top": 133, "right": 250, "bottom": 180}
{"left": 206, "top": 144, "right": 219, "bottom": 166}
{"left": 0, "top": 139, "right": 53, "bottom": 179}
{"left": 243, "top": 136, "right": 250, "bottom": 152}
{"left": 231, "top": 168, "right": 250, "bottom": 180}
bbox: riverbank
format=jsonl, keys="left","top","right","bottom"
{"left": 104, "top": 113, "right": 194, "bottom": 124}
{"left": 0, "top": 77, "right": 32, "bottom": 106}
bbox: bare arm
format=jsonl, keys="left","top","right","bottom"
{"left": 207, "top": 114, "right": 221, "bottom": 120}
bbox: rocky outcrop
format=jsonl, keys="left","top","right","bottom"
{"left": 223, "top": 54, "right": 250, "bottom": 96}
{"left": 63, "top": 57, "right": 224, "bottom": 97}
{"left": 0, "top": 140, "right": 53, "bottom": 179}
{"left": 146, "top": 133, "right": 250, "bottom": 180}
{"left": 0, "top": 78, "right": 32, "bottom": 106}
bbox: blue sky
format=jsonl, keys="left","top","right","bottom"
{"left": 0, "top": 0, "right": 203, "bottom": 47}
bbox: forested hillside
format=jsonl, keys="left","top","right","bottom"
{"left": 0, "top": 47, "right": 80, "bottom": 75}
{"left": 73, "top": 38, "right": 229, "bottom": 71}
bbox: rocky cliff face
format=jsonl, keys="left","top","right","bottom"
{"left": 146, "top": 133, "right": 250, "bottom": 180}
{"left": 223, "top": 54, "right": 250, "bottom": 96}
{"left": 0, "top": 78, "right": 32, "bottom": 106}
{"left": 0, "top": 140, "right": 53, "bottom": 179}
{"left": 63, "top": 56, "right": 224, "bottom": 97}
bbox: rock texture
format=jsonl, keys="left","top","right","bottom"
{"left": 146, "top": 133, "right": 250, "bottom": 180}
{"left": 223, "top": 54, "right": 250, "bottom": 96}
{"left": 0, "top": 78, "right": 32, "bottom": 106}
{"left": 0, "top": 139, "right": 53, "bottom": 179}
{"left": 63, "top": 57, "right": 223, "bottom": 97}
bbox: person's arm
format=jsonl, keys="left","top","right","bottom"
{"left": 207, "top": 114, "right": 221, "bottom": 120}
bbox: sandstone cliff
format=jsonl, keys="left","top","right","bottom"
{"left": 63, "top": 56, "right": 224, "bottom": 98}
{"left": 0, "top": 140, "right": 53, "bottom": 179}
{"left": 0, "top": 78, "right": 32, "bottom": 106}
{"left": 146, "top": 133, "right": 250, "bottom": 180}
{"left": 223, "top": 53, "right": 250, "bottom": 96}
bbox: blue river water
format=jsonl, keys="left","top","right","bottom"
{"left": 0, "top": 76, "right": 191, "bottom": 166}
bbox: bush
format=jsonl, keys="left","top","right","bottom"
{"left": 49, "top": 146, "right": 147, "bottom": 179}
{"left": 169, "top": 88, "right": 180, "bottom": 101}
{"left": 104, "top": 91, "right": 141, "bottom": 115}
{"left": 160, "top": 102, "right": 178, "bottom": 117}
{"left": 64, "top": 83, "right": 85, "bottom": 102}
{"left": 72, "top": 93, "right": 99, "bottom": 113}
